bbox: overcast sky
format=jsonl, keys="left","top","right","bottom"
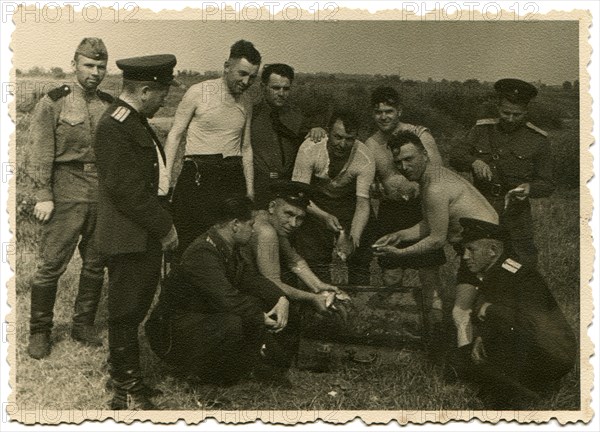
{"left": 13, "top": 18, "right": 578, "bottom": 84}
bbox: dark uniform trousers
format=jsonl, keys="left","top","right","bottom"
{"left": 30, "top": 201, "right": 105, "bottom": 334}
{"left": 171, "top": 155, "right": 245, "bottom": 260}
{"left": 106, "top": 242, "right": 163, "bottom": 385}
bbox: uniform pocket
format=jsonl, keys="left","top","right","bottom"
{"left": 59, "top": 114, "right": 85, "bottom": 126}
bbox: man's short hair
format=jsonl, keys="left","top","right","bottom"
{"left": 229, "top": 39, "right": 261, "bottom": 65}
{"left": 214, "top": 195, "right": 254, "bottom": 225}
{"left": 327, "top": 109, "right": 360, "bottom": 134}
{"left": 122, "top": 79, "right": 169, "bottom": 94}
{"left": 261, "top": 63, "right": 295, "bottom": 84}
{"left": 371, "top": 86, "right": 401, "bottom": 108}
{"left": 388, "top": 131, "right": 425, "bottom": 153}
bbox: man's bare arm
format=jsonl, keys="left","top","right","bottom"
{"left": 241, "top": 104, "right": 254, "bottom": 198}
{"left": 164, "top": 85, "right": 199, "bottom": 185}
{"left": 349, "top": 196, "right": 370, "bottom": 248}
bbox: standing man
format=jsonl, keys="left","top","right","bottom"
{"left": 447, "top": 218, "right": 576, "bottom": 408}
{"left": 292, "top": 110, "right": 375, "bottom": 285}
{"left": 251, "top": 63, "right": 325, "bottom": 207}
{"left": 95, "top": 54, "right": 179, "bottom": 410}
{"left": 365, "top": 86, "right": 446, "bottom": 328}
{"left": 373, "top": 132, "right": 498, "bottom": 348}
{"left": 27, "top": 38, "right": 112, "bottom": 359}
{"left": 450, "top": 79, "right": 555, "bottom": 268}
{"left": 165, "top": 40, "right": 261, "bottom": 258}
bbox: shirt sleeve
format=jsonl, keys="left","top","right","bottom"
{"left": 28, "top": 96, "right": 57, "bottom": 202}
{"left": 528, "top": 137, "right": 555, "bottom": 198}
{"left": 354, "top": 146, "right": 376, "bottom": 198}
{"left": 291, "top": 140, "right": 314, "bottom": 184}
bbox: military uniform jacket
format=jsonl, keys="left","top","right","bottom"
{"left": 450, "top": 119, "right": 555, "bottom": 198}
{"left": 28, "top": 84, "right": 113, "bottom": 203}
{"left": 156, "top": 227, "right": 285, "bottom": 326}
{"left": 475, "top": 256, "right": 576, "bottom": 378}
{"left": 94, "top": 99, "right": 173, "bottom": 255}
{"left": 251, "top": 99, "right": 310, "bottom": 179}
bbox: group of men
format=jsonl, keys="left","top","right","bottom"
{"left": 25, "top": 37, "right": 576, "bottom": 410}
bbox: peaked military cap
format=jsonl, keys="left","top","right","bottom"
{"left": 460, "top": 218, "right": 507, "bottom": 243}
{"left": 116, "top": 54, "right": 178, "bottom": 86}
{"left": 269, "top": 180, "right": 312, "bottom": 209}
{"left": 494, "top": 78, "right": 538, "bottom": 104}
{"left": 75, "top": 37, "right": 108, "bottom": 61}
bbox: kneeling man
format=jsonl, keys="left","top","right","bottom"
{"left": 145, "top": 196, "right": 289, "bottom": 385}
{"left": 447, "top": 218, "right": 576, "bottom": 408}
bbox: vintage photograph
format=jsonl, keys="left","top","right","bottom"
{"left": 4, "top": 2, "right": 593, "bottom": 425}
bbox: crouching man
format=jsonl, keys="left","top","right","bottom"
{"left": 145, "top": 196, "right": 289, "bottom": 386}
{"left": 447, "top": 218, "right": 576, "bottom": 409}
{"left": 242, "top": 181, "right": 344, "bottom": 384}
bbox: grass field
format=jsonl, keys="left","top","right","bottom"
{"left": 12, "top": 74, "right": 582, "bottom": 412}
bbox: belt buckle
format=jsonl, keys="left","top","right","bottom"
{"left": 83, "top": 163, "right": 96, "bottom": 173}
{"left": 490, "top": 183, "right": 502, "bottom": 197}
{"left": 269, "top": 172, "right": 280, "bottom": 179}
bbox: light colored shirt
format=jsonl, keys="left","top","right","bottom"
{"left": 292, "top": 137, "right": 375, "bottom": 199}
{"left": 184, "top": 77, "right": 252, "bottom": 157}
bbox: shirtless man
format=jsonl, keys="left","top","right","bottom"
{"left": 242, "top": 181, "right": 343, "bottom": 382}
{"left": 373, "top": 131, "right": 498, "bottom": 347}
{"left": 365, "top": 86, "right": 446, "bottom": 327}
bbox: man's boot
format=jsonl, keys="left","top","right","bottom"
{"left": 108, "top": 323, "right": 161, "bottom": 410}
{"left": 72, "top": 275, "right": 104, "bottom": 346}
{"left": 28, "top": 283, "right": 58, "bottom": 359}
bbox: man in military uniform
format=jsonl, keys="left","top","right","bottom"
{"left": 251, "top": 63, "right": 326, "bottom": 208}
{"left": 145, "top": 196, "right": 288, "bottom": 386}
{"left": 450, "top": 79, "right": 555, "bottom": 268}
{"left": 27, "top": 38, "right": 113, "bottom": 359}
{"left": 94, "top": 54, "right": 179, "bottom": 410}
{"left": 447, "top": 218, "right": 576, "bottom": 409}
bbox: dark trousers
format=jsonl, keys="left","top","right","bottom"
{"left": 30, "top": 201, "right": 105, "bottom": 334}
{"left": 106, "top": 244, "right": 162, "bottom": 384}
{"left": 171, "top": 156, "right": 245, "bottom": 260}
{"left": 487, "top": 196, "right": 538, "bottom": 268}
{"left": 146, "top": 311, "right": 265, "bottom": 385}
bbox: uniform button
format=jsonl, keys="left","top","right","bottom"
{"left": 153, "top": 162, "right": 158, "bottom": 168}
{"left": 510, "top": 327, "right": 514, "bottom": 331}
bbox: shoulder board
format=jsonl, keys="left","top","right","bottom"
{"left": 501, "top": 258, "right": 522, "bottom": 274}
{"left": 110, "top": 106, "right": 131, "bottom": 123}
{"left": 205, "top": 236, "right": 217, "bottom": 248}
{"left": 525, "top": 122, "right": 548, "bottom": 137}
{"left": 97, "top": 90, "right": 114, "bottom": 104}
{"left": 46, "top": 85, "right": 71, "bottom": 102}
{"left": 475, "top": 118, "right": 499, "bottom": 126}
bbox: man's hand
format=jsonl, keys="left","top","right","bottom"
{"left": 477, "top": 302, "right": 492, "bottom": 321}
{"left": 472, "top": 160, "right": 493, "bottom": 181}
{"left": 471, "top": 336, "right": 487, "bottom": 365}
{"left": 372, "top": 245, "right": 401, "bottom": 258}
{"left": 322, "top": 213, "right": 342, "bottom": 233}
{"left": 510, "top": 183, "right": 530, "bottom": 201}
{"left": 306, "top": 127, "right": 327, "bottom": 142}
{"left": 311, "top": 293, "right": 331, "bottom": 314}
{"left": 161, "top": 225, "right": 179, "bottom": 252}
{"left": 314, "top": 281, "right": 341, "bottom": 294}
{"left": 34, "top": 201, "right": 54, "bottom": 223}
{"left": 372, "top": 231, "right": 403, "bottom": 248}
{"left": 264, "top": 296, "right": 289, "bottom": 333}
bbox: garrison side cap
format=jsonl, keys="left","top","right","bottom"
{"left": 494, "top": 78, "right": 538, "bottom": 104}
{"left": 75, "top": 37, "right": 108, "bottom": 61}
{"left": 116, "top": 54, "right": 180, "bottom": 86}
{"left": 459, "top": 218, "right": 508, "bottom": 244}
{"left": 269, "top": 180, "right": 312, "bottom": 209}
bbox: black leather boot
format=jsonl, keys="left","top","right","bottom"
{"left": 72, "top": 275, "right": 104, "bottom": 346}
{"left": 28, "top": 283, "right": 58, "bottom": 359}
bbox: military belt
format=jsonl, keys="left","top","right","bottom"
{"left": 56, "top": 161, "right": 97, "bottom": 173}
